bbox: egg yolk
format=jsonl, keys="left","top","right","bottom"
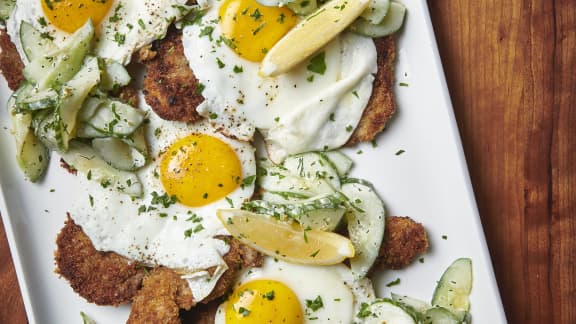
{"left": 225, "top": 280, "right": 303, "bottom": 323}
{"left": 219, "top": 0, "right": 298, "bottom": 62}
{"left": 159, "top": 134, "right": 242, "bottom": 207}
{"left": 41, "top": 0, "right": 114, "bottom": 33}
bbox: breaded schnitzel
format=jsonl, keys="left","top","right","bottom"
{"left": 55, "top": 216, "right": 146, "bottom": 306}
{"left": 379, "top": 216, "right": 429, "bottom": 270}
{"left": 55, "top": 218, "right": 263, "bottom": 323}
{"left": 139, "top": 27, "right": 204, "bottom": 123}
{"left": 347, "top": 36, "right": 397, "bottom": 146}
{"left": 0, "top": 28, "right": 24, "bottom": 90}
{"left": 140, "top": 29, "right": 397, "bottom": 144}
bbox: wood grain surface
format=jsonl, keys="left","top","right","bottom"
{"left": 1, "top": 1, "right": 574, "bottom": 323}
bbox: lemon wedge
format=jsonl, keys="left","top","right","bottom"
{"left": 260, "top": 0, "right": 370, "bottom": 77}
{"left": 217, "top": 209, "right": 355, "bottom": 265}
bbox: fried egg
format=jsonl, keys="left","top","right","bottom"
{"left": 7, "top": 0, "right": 191, "bottom": 64}
{"left": 70, "top": 100, "right": 257, "bottom": 301}
{"left": 215, "top": 257, "right": 376, "bottom": 323}
{"left": 182, "top": 0, "right": 377, "bottom": 162}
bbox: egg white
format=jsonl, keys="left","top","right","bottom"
{"left": 182, "top": 0, "right": 377, "bottom": 162}
{"left": 70, "top": 99, "right": 257, "bottom": 301}
{"left": 214, "top": 257, "right": 377, "bottom": 323}
{"left": 7, "top": 0, "right": 191, "bottom": 64}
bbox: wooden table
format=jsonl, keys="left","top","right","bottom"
{"left": 1, "top": 1, "right": 575, "bottom": 323}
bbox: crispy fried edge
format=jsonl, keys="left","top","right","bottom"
{"left": 377, "top": 216, "right": 429, "bottom": 270}
{"left": 140, "top": 27, "right": 204, "bottom": 123}
{"left": 0, "top": 28, "right": 25, "bottom": 90}
{"left": 127, "top": 268, "right": 195, "bottom": 324}
{"left": 347, "top": 36, "right": 397, "bottom": 146}
{"left": 54, "top": 215, "right": 145, "bottom": 306}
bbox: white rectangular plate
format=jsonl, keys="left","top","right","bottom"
{"left": 0, "top": 0, "right": 507, "bottom": 323}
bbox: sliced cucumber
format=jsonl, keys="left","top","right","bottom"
{"left": 15, "top": 87, "right": 59, "bottom": 112}
{"left": 19, "top": 21, "right": 56, "bottom": 62}
{"left": 391, "top": 293, "right": 431, "bottom": 315}
{"left": 360, "top": 299, "right": 417, "bottom": 324}
{"left": 349, "top": 1, "right": 406, "bottom": 38}
{"left": 422, "top": 306, "right": 461, "bottom": 324}
{"left": 0, "top": 0, "right": 16, "bottom": 22}
{"left": 431, "top": 258, "right": 473, "bottom": 321}
{"left": 92, "top": 137, "right": 146, "bottom": 171}
{"left": 59, "top": 142, "right": 142, "bottom": 197}
{"left": 78, "top": 96, "right": 105, "bottom": 122}
{"left": 8, "top": 92, "right": 49, "bottom": 182}
{"left": 122, "top": 126, "right": 148, "bottom": 160}
{"left": 57, "top": 56, "right": 101, "bottom": 151}
{"left": 297, "top": 208, "right": 345, "bottom": 231}
{"left": 99, "top": 58, "right": 131, "bottom": 92}
{"left": 341, "top": 181, "right": 386, "bottom": 278}
{"left": 360, "top": 0, "right": 390, "bottom": 24}
{"left": 287, "top": 0, "right": 317, "bottom": 16}
{"left": 23, "top": 19, "right": 94, "bottom": 90}
{"left": 33, "top": 110, "right": 60, "bottom": 151}
{"left": 283, "top": 152, "right": 340, "bottom": 190}
{"left": 241, "top": 192, "right": 347, "bottom": 229}
{"left": 76, "top": 124, "right": 107, "bottom": 138}
{"left": 258, "top": 161, "right": 335, "bottom": 201}
{"left": 85, "top": 99, "right": 145, "bottom": 137}
{"left": 320, "top": 150, "right": 353, "bottom": 178}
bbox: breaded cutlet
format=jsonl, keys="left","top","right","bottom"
{"left": 139, "top": 27, "right": 204, "bottom": 123}
{"left": 378, "top": 216, "right": 429, "bottom": 270}
{"left": 55, "top": 217, "right": 263, "bottom": 323}
{"left": 127, "top": 267, "right": 195, "bottom": 324}
{"left": 55, "top": 216, "right": 146, "bottom": 306}
{"left": 0, "top": 28, "right": 24, "bottom": 90}
{"left": 140, "top": 30, "right": 397, "bottom": 145}
{"left": 347, "top": 36, "right": 397, "bottom": 146}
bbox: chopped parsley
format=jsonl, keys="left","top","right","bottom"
{"left": 186, "top": 213, "right": 203, "bottom": 223}
{"left": 238, "top": 307, "right": 251, "bottom": 317}
{"left": 199, "top": 26, "right": 214, "bottom": 40}
{"left": 399, "top": 82, "right": 409, "bottom": 87}
{"left": 357, "top": 302, "right": 372, "bottom": 318}
{"left": 151, "top": 191, "right": 178, "bottom": 208}
{"left": 263, "top": 290, "right": 275, "bottom": 300}
{"left": 241, "top": 175, "right": 256, "bottom": 188}
{"left": 305, "top": 296, "right": 324, "bottom": 311}
{"left": 253, "top": 22, "right": 266, "bottom": 35}
{"left": 386, "top": 278, "right": 401, "bottom": 287}
{"left": 196, "top": 83, "right": 205, "bottom": 94}
{"left": 233, "top": 65, "right": 244, "bottom": 73}
{"left": 216, "top": 57, "right": 226, "bottom": 68}
{"left": 114, "top": 32, "right": 126, "bottom": 45}
{"left": 108, "top": 3, "right": 124, "bottom": 23}
{"left": 307, "top": 51, "right": 327, "bottom": 75}
{"left": 250, "top": 8, "right": 262, "bottom": 20}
